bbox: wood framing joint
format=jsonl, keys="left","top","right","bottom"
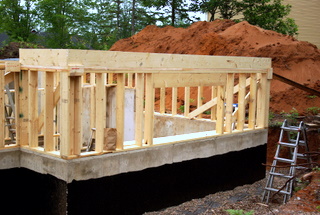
{"left": 68, "top": 64, "right": 84, "bottom": 76}
{"left": 5, "top": 61, "right": 20, "bottom": 73}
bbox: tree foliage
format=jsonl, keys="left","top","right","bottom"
{"left": 0, "top": 0, "right": 38, "bottom": 42}
{"left": 0, "top": 0, "right": 298, "bottom": 49}
{"left": 242, "top": 0, "right": 298, "bottom": 36}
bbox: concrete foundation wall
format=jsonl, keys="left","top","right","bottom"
{"left": 0, "top": 129, "right": 267, "bottom": 183}
{"left": 0, "top": 143, "right": 266, "bottom": 215}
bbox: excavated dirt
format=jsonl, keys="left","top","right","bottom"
{"left": 110, "top": 20, "right": 320, "bottom": 115}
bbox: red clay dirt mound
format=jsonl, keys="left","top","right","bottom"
{"left": 110, "top": 20, "right": 320, "bottom": 114}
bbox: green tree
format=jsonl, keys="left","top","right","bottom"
{"left": 219, "top": 0, "right": 242, "bottom": 19}
{"left": 242, "top": 0, "right": 298, "bottom": 36}
{"left": 141, "top": 0, "right": 194, "bottom": 27}
{"left": 36, "top": 0, "right": 91, "bottom": 48}
{"left": 190, "top": 0, "right": 241, "bottom": 22}
{"left": 0, "top": 0, "right": 38, "bottom": 42}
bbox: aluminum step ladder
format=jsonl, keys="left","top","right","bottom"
{"left": 4, "top": 85, "right": 16, "bottom": 144}
{"left": 262, "top": 119, "right": 311, "bottom": 204}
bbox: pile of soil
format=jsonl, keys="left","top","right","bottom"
{"left": 110, "top": 20, "right": 320, "bottom": 115}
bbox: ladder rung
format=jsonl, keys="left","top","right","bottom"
{"left": 274, "top": 157, "right": 294, "bottom": 163}
{"left": 297, "top": 153, "right": 308, "bottom": 159}
{"left": 278, "top": 141, "right": 297, "bottom": 147}
{"left": 264, "top": 187, "right": 291, "bottom": 195}
{"left": 9, "top": 129, "right": 16, "bottom": 132}
{"left": 6, "top": 117, "right": 15, "bottom": 119}
{"left": 5, "top": 104, "right": 14, "bottom": 108}
{"left": 281, "top": 126, "right": 300, "bottom": 131}
{"left": 269, "top": 172, "right": 293, "bottom": 179}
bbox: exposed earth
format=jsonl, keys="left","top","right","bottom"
{"left": 1, "top": 20, "right": 320, "bottom": 214}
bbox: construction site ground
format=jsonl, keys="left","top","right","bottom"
{"left": 1, "top": 19, "right": 320, "bottom": 214}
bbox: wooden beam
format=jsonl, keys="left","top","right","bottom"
{"left": 153, "top": 73, "right": 226, "bottom": 88}
{"left": 73, "top": 76, "right": 82, "bottom": 155}
{"left": 160, "top": 87, "right": 165, "bottom": 114}
{"left": 28, "top": 70, "right": 38, "bottom": 147}
{"left": 143, "top": 73, "right": 154, "bottom": 146}
{"left": 116, "top": 73, "right": 125, "bottom": 150}
{"left": 171, "top": 87, "right": 177, "bottom": 116}
{"left": 135, "top": 73, "right": 144, "bottom": 147}
{"left": 211, "top": 86, "right": 217, "bottom": 120}
{"left": 20, "top": 49, "right": 271, "bottom": 72}
{"left": 44, "top": 72, "right": 54, "bottom": 151}
{"left": 60, "top": 72, "right": 71, "bottom": 157}
{"left": 90, "top": 73, "right": 96, "bottom": 132}
{"left": 216, "top": 86, "right": 225, "bottom": 134}
{"left": 273, "top": 73, "right": 320, "bottom": 97}
{"left": 18, "top": 70, "right": 29, "bottom": 145}
{"left": 14, "top": 73, "right": 20, "bottom": 145}
{"left": 184, "top": 87, "right": 190, "bottom": 116}
{"left": 248, "top": 73, "right": 257, "bottom": 129}
{"left": 127, "top": 73, "right": 133, "bottom": 87}
{"left": 225, "top": 73, "right": 234, "bottom": 133}
{"left": 257, "top": 73, "right": 268, "bottom": 128}
{"left": 197, "top": 86, "right": 203, "bottom": 119}
{"left": 95, "top": 73, "right": 106, "bottom": 153}
{"left": 107, "top": 73, "right": 113, "bottom": 85}
{"left": 236, "top": 74, "right": 247, "bottom": 131}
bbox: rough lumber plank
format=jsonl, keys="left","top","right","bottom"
{"left": 28, "top": 70, "right": 38, "bottom": 147}
{"left": 5, "top": 61, "right": 20, "bottom": 73}
{"left": 248, "top": 73, "right": 257, "bottom": 129}
{"left": 60, "top": 72, "right": 71, "bottom": 157}
{"left": 95, "top": 73, "right": 106, "bottom": 153}
{"left": 20, "top": 49, "right": 271, "bottom": 72}
{"left": 264, "top": 69, "right": 272, "bottom": 127}
{"left": 0, "top": 70, "right": 5, "bottom": 148}
{"left": 14, "top": 73, "right": 20, "bottom": 145}
{"left": 108, "top": 73, "right": 113, "bottom": 84}
{"left": 127, "top": 73, "right": 133, "bottom": 87}
{"left": 153, "top": 73, "right": 227, "bottom": 87}
{"left": 184, "top": 87, "right": 190, "bottom": 117}
{"left": 216, "top": 85, "right": 225, "bottom": 134}
{"left": 19, "top": 70, "right": 29, "bottom": 145}
{"left": 237, "top": 74, "right": 247, "bottom": 131}
{"left": 44, "top": 72, "right": 54, "bottom": 151}
{"left": 116, "top": 73, "right": 125, "bottom": 150}
{"left": 197, "top": 86, "right": 203, "bottom": 119}
{"left": 171, "top": 87, "right": 177, "bottom": 116}
{"left": 143, "top": 73, "right": 154, "bottom": 146}
{"left": 211, "top": 86, "right": 217, "bottom": 120}
{"left": 73, "top": 76, "right": 82, "bottom": 155}
{"left": 273, "top": 73, "right": 320, "bottom": 97}
{"left": 225, "top": 73, "right": 235, "bottom": 133}
{"left": 257, "top": 73, "right": 268, "bottom": 128}
{"left": 90, "top": 73, "right": 96, "bottom": 130}
{"left": 135, "top": 73, "right": 144, "bottom": 147}
{"left": 160, "top": 87, "right": 165, "bottom": 114}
